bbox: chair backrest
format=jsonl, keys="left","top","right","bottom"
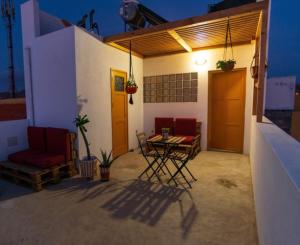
{"left": 136, "top": 132, "right": 149, "bottom": 156}
{"left": 175, "top": 118, "right": 197, "bottom": 136}
{"left": 155, "top": 117, "right": 174, "bottom": 135}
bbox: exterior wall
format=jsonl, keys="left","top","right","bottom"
{"left": 74, "top": 27, "right": 144, "bottom": 157}
{"left": 21, "top": 0, "right": 40, "bottom": 124}
{"left": 265, "top": 76, "right": 296, "bottom": 110}
{"left": 250, "top": 116, "right": 300, "bottom": 245}
{"left": 39, "top": 11, "right": 65, "bottom": 36}
{"left": 143, "top": 44, "right": 255, "bottom": 153}
{"left": 29, "top": 27, "right": 77, "bottom": 131}
{"left": 0, "top": 120, "right": 28, "bottom": 161}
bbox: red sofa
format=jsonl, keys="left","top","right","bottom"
{"left": 174, "top": 118, "right": 197, "bottom": 144}
{"left": 9, "top": 126, "right": 72, "bottom": 169}
{"left": 154, "top": 117, "right": 201, "bottom": 158}
{"left": 155, "top": 117, "right": 174, "bottom": 135}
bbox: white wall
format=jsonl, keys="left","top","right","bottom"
{"left": 0, "top": 120, "right": 29, "bottom": 161}
{"left": 250, "top": 117, "right": 300, "bottom": 245}
{"left": 21, "top": 0, "right": 40, "bottom": 124}
{"left": 265, "top": 76, "right": 296, "bottom": 110}
{"left": 30, "top": 27, "right": 77, "bottom": 131}
{"left": 74, "top": 27, "right": 144, "bottom": 157}
{"left": 143, "top": 44, "right": 255, "bottom": 153}
{"left": 39, "top": 11, "right": 65, "bottom": 36}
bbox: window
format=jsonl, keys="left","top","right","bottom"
{"left": 115, "top": 76, "right": 125, "bottom": 92}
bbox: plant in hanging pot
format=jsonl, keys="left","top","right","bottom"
{"left": 126, "top": 77, "right": 138, "bottom": 95}
{"left": 250, "top": 55, "right": 259, "bottom": 79}
{"left": 126, "top": 41, "right": 138, "bottom": 105}
{"left": 217, "top": 18, "right": 236, "bottom": 72}
{"left": 216, "top": 59, "right": 236, "bottom": 72}
{"left": 99, "top": 150, "right": 115, "bottom": 182}
{"left": 74, "top": 114, "right": 98, "bottom": 179}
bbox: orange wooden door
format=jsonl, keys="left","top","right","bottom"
{"left": 111, "top": 70, "right": 128, "bottom": 157}
{"left": 208, "top": 69, "right": 246, "bottom": 153}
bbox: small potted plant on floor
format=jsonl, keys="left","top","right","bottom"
{"left": 216, "top": 59, "right": 236, "bottom": 72}
{"left": 99, "top": 150, "right": 115, "bottom": 182}
{"left": 74, "top": 114, "right": 98, "bottom": 179}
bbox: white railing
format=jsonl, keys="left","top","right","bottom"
{"left": 250, "top": 116, "right": 300, "bottom": 245}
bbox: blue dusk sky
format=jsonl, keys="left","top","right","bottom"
{"left": 0, "top": 0, "right": 299, "bottom": 92}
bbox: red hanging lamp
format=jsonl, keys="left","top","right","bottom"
{"left": 126, "top": 41, "right": 138, "bottom": 104}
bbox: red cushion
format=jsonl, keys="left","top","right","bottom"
{"left": 177, "top": 136, "right": 195, "bottom": 145}
{"left": 26, "top": 153, "right": 65, "bottom": 169}
{"left": 8, "top": 150, "right": 39, "bottom": 164}
{"left": 175, "top": 118, "right": 197, "bottom": 136}
{"left": 46, "top": 128, "right": 71, "bottom": 161}
{"left": 155, "top": 118, "right": 174, "bottom": 135}
{"left": 28, "top": 126, "right": 47, "bottom": 152}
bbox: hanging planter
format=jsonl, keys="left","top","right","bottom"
{"left": 126, "top": 41, "right": 138, "bottom": 105}
{"left": 216, "top": 18, "right": 236, "bottom": 72}
{"left": 250, "top": 53, "right": 259, "bottom": 79}
{"left": 217, "top": 59, "right": 236, "bottom": 72}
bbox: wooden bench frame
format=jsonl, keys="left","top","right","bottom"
{"left": 0, "top": 132, "right": 78, "bottom": 191}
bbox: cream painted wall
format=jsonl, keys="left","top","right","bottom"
{"left": 74, "top": 27, "right": 144, "bottom": 158}
{"left": 143, "top": 44, "right": 255, "bottom": 153}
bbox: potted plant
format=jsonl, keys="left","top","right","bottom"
{"left": 162, "top": 128, "right": 170, "bottom": 140}
{"left": 74, "top": 114, "right": 98, "bottom": 179}
{"left": 99, "top": 150, "right": 115, "bottom": 181}
{"left": 216, "top": 59, "right": 236, "bottom": 72}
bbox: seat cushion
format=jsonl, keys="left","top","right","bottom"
{"left": 46, "top": 128, "right": 71, "bottom": 161}
{"left": 8, "top": 150, "right": 39, "bottom": 165}
{"left": 155, "top": 118, "right": 174, "bottom": 135}
{"left": 177, "top": 136, "right": 195, "bottom": 145}
{"left": 175, "top": 118, "right": 197, "bottom": 136}
{"left": 25, "top": 153, "right": 65, "bottom": 169}
{"left": 28, "top": 126, "right": 47, "bottom": 152}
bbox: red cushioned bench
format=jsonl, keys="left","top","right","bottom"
{"left": 0, "top": 126, "right": 77, "bottom": 191}
{"left": 154, "top": 117, "right": 201, "bottom": 159}
{"left": 9, "top": 127, "right": 73, "bottom": 169}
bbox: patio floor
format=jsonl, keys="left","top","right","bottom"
{"left": 0, "top": 151, "right": 258, "bottom": 245}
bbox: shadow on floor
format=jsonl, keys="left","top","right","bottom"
{"left": 0, "top": 180, "right": 33, "bottom": 201}
{"left": 180, "top": 202, "right": 199, "bottom": 239}
{"left": 47, "top": 177, "right": 131, "bottom": 200}
{"left": 101, "top": 179, "right": 186, "bottom": 226}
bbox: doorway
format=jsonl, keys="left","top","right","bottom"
{"left": 111, "top": 69, "right": 129, "bottom": 157}
{"left": 208, "top": 69, "right": 246, "bottom": 153}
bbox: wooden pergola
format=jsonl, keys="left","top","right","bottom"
{"left": 104, "top": 0, "right": 270, "bottom": 122}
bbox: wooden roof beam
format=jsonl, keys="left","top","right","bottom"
{"left": 107, "top": 42, "right": 144, "bottom": 58}
{"left": 167, "top": 30, "right": 192, "bottom": 53}
{"left": 103, "top": 1, "right": 267, "bottom": 43}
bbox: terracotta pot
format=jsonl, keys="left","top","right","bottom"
{"left": 100, "top": 167, "right": 110, "bottom": 181}
{"left": 126, "top": 86, "right": 138, "bottom": 94}
{"left": 79, "top": 157, "right": 98, "bottom": 178}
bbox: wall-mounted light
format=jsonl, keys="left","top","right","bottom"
{"left": 194, "top": 56, "right": 207, "bottom": 66}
